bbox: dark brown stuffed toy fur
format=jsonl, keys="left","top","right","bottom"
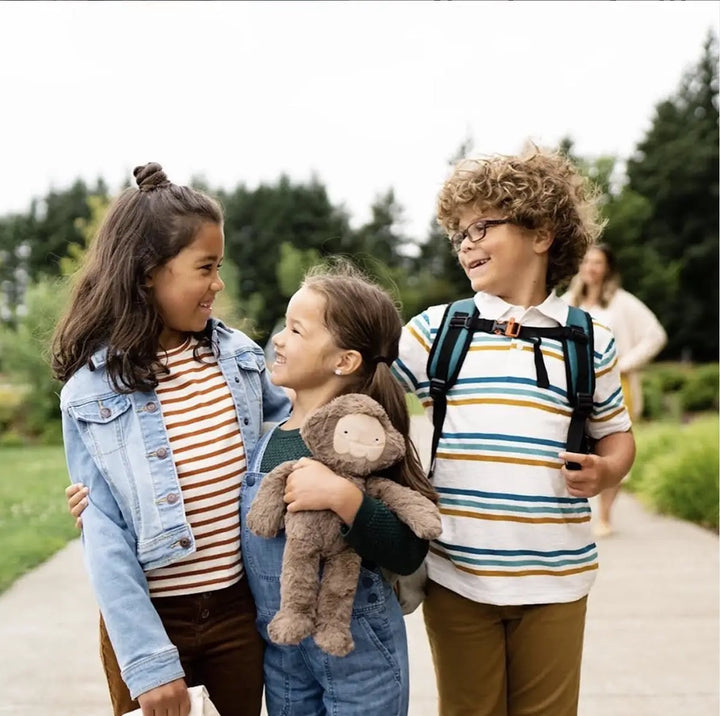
{"left": 245, "top": 393, "right": 441, "bottom": 657}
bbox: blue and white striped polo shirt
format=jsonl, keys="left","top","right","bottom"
{"left": 392, "top": 291, "right": 631, "bottom": 606}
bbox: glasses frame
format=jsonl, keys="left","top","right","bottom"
{"left": 449, "top": 218, "right": 512, "bottom": 253}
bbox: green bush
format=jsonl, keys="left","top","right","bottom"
{"left": 0, "top": 384, "right": 25, "bottom": 432}
{"left": 640, "top": 373, "right": 665, "bottom": 420}
{"left": 0, "top": 278, "right": 66, "bottom": 441}
{"left": 648, "top": 363, "right": 690, "bottom": 392}
{"left": 681, "top": 364, "right": 719, "bottom": 412}
{"left": 628, "top": 414, "right": 719, "bottom": 530}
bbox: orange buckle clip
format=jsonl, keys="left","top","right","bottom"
{"left": 492, "top": 318, "right": 521, "bottom": 337}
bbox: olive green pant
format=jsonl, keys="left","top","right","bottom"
{"left": 423, "top": 580, "right": 588, "bottom": 716}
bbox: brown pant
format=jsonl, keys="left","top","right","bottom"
{"left": 99, "top": 577, "right": 264, "bottom": 716}
{"left": 423, "top": 580, "right": 587, "bottom": 716}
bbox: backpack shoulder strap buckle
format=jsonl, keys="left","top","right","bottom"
{"left": 428, "top": 377, "right": 447, "bottom": 398}
{"left": 575, "top": 391, "right": 593, "bottom": 415}
{"left": 449, "top": 312, "right": 475, "bottom": 330}
{"left": 491, "top": 317, "right": 521, "bottom": 338}
{"left": 568, "top": 325, "right": 589, "bottom": 344}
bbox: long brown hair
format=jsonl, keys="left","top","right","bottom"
{"left": 51, "top": 163, "right": 223, "bottom": 392}
{"left": 302, "top": 260, "right": 437, "bottom": 503}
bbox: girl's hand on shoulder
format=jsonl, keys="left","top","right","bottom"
{"left": 137, "top": 678, "right": 191, "bottom": 716}
{"left": 284, "top": 458, "right": 362, "bottom": 523}
{"left": 65, "top": 483, "right": 88, "bottom": 530}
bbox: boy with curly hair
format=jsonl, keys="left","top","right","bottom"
{"left": 392, "top": 146, "right": 635, "bottom": 715}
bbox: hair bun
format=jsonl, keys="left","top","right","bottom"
{"left": 133, "top": 162, "right": 171, "bottom": 192}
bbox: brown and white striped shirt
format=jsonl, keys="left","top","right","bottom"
{"left": 146, "top": 337, "right": 245, "bottom": 598}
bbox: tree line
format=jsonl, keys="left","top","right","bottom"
{"left": 0, "top": 33, "right": 717, "bottom": 364}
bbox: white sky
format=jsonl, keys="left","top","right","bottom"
{"left": 1, "top": 1, "right": 718, "bottom": 240}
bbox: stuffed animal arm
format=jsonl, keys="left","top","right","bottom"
{"left": 244, "top": 461, "right": 294, "bottom": 538}
{"left": 365, "top": 477, "right": 441, "bottom": 540}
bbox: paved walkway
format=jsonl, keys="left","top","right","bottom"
{"left": 0, "top": 420, "right": 717, "bottom": 714}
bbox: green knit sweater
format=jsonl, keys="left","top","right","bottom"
{"left": 260, "top": 426, "right": 428, "bottom": 575}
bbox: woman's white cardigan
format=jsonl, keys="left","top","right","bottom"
{"left": 562, "top": 288, "right": 667, "bottom": 419}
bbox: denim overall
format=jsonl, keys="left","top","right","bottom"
{"left": 241, "top": 427, "right": 410, "bottom": 716}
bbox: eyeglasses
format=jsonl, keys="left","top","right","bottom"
{"left": 449, "top": 219, "right": 511, "bottom": 253}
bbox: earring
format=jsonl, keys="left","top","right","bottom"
{"left": 334, "top": 369, "right": 343, "bottom": 376}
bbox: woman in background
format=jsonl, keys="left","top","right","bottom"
{"left": 564, "top": 243, "right": 667, "bottom": 537}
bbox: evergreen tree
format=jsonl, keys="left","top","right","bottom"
{"left": 626, "top": 32, "right": 719, "bottom": 360}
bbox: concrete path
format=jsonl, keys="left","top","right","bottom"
{"left": 0, "top": 420, "right": 717, "bottom": 714}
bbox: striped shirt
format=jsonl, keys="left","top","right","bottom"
{"left": 392, "top": 291, "right": 631, "bottom": 606}
{"left": 146, "top": 337, "right": 245, "bottom": 598}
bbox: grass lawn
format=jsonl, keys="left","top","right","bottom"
{"left": 0, "top": 445, "right": 78, "bottom": 594}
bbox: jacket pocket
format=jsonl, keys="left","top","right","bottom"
{"left": 70, "top": 394, "right": 132, "bottom": 423}
{"left": 70, "top": 394, "right": 133, "bottom": 456}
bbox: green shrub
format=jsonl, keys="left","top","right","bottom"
{"left": 0, "top": 384, "right": 25, "bottom": 432}
{"left": 649, "top": 363, "right": 690, "bottom": 392}
{"left": 0, "top": 429, "right": 25, "bottom": 447}
{"left": 640, "top": 373, "right": 665, "bottom": 420}
{"left": 681, "top": 364, "right": 719, "bottom": 412}
{"left": 629, "top": 415, "right": 719, "bottom": 530}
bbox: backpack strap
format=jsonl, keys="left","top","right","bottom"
{"left": 425, "top": 299, "right": 595, "bottom": 475}
{"left": 426, "top": 298, "right": 477, "bottom": 476}
{"left": 562, "top": 306, "right": 595, "bottom": 469}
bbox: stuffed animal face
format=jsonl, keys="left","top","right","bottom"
{"left": 334, "top": 412, "right": 388, "bottom": 462}
{"left": 300, "top": 393, "right": 405, "bottom": 476}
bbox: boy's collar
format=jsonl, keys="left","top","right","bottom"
{"left": 473, "top": 291, "right": 569, "bottom": 325}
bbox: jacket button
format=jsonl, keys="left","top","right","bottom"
{"left": 179, "top": 537, "right": 191, "bottom": 549}
{"left": 156, "top": 447, "right": 168, "bottom": 459}
{"left": 235, "top": 376, "right": 240, "bottom": 383}
{"left": 245, "top": 475, "right": 255, "bottom": 487}
{"left": 367, "top": 593, "right": 378, "bottom": 604}
{"left": 362, "top": 576, "right": 374, "bottom": 589}
{"left": 146, "top": 402, "right": 157, "bottom": 413}
{"left": 167, "top": 492, "right": 179, "bottom": 504}
{"left": 243, "top": 417, "right": 249, "bottom": 425}
{"left": 99, "top": 407, "right": 111, "bottom": 419}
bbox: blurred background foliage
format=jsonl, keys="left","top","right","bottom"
{"left": 0, "top": 34, "right": 717, "bottom": 592}
{"left": 0, "top": 33, "right": 716, "bottom": 442}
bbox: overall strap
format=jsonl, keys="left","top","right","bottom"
{"left": 247, "top": 424, "right": 280, "bottom": 473}
{"left": 426, "top": 298, "right": 478, "bottom": 477}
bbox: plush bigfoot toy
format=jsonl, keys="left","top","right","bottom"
{"left": 246, "top": 393, "right": 441, "bottom": 657}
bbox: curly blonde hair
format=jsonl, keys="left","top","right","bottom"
{"left": 436, "top": 145, "right": 606, "bottom": 292}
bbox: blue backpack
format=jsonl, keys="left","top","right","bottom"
{"left": 426, "top": 298, "right": 595, "bottom": 476}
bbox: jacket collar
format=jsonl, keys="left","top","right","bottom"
{"left": 87, "top": 318, "right": 229, "bottom": 372}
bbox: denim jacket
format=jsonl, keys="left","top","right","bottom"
{"left": 60, "top": 319, "right": 290, "bottom": 699}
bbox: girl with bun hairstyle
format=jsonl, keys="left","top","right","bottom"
{"left": 53, "top": 163, "right": 291, "bottom": 716}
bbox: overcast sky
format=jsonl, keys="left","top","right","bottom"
{"left": 1, "top": 1, "right": 718, "bottom": 240}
